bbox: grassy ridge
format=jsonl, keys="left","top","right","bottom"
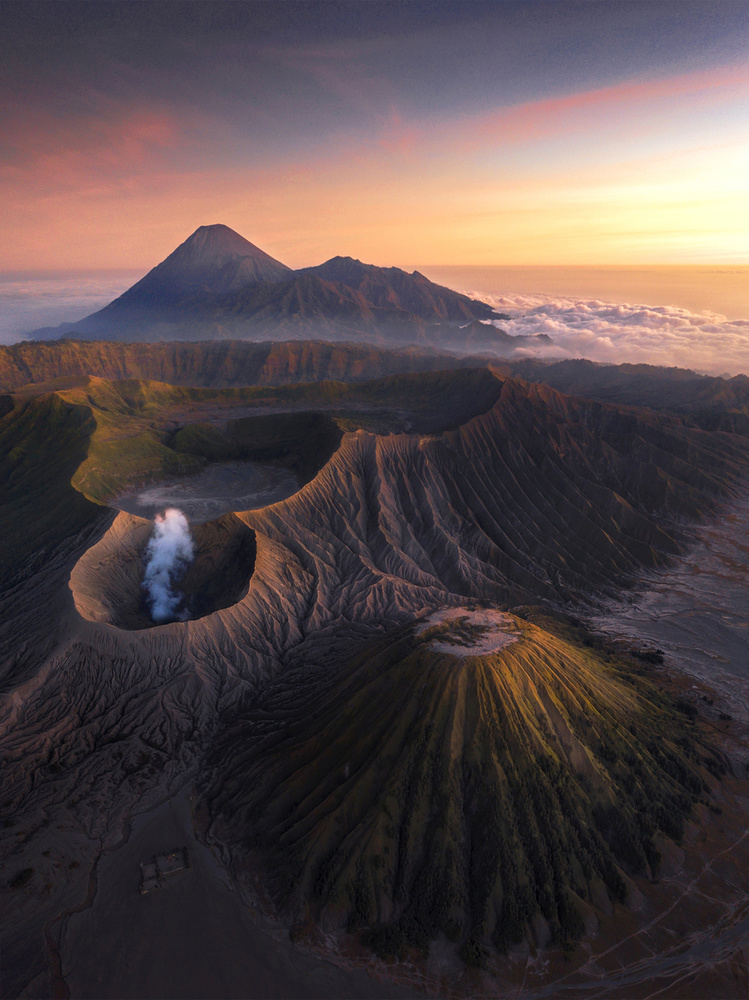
{"left": 0, "top": 394, "right": 102, "bottom": 579}
{"left": 0, "top": 367, "right": 503, "bottom": 570}
{"left": 49, "top": 368, "right": 502, "bottom": 501}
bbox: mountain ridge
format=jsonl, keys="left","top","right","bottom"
{"left": 28, "top": 224, "right": 512, "bottom": 350}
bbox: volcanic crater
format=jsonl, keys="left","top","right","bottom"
{"left": 69, "top": 406, "right": 345, "bottom": 630}
{"left": 70, "top": 510, "right": 257, "bottom": 629}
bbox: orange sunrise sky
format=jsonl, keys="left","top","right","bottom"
{"left": 1, "top": 1, "right": 747, "bottom": 271}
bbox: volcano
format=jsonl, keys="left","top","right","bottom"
{"left": 109, "top": 223, "right": 294, "bottom": 301}
{"left": 29, "top": 225, "right": 506, "bottom": 348}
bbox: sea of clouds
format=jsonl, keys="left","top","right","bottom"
{"left": 0, "top": 273, "right": 138, "bottom": 344}
{"left": 473, "top": 291, "right": 749, "bottom": 377}
{"left": 1, "top": 273, "right": 748, "bottom": 377}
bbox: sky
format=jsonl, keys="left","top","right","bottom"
{"left": 1, "top": 0, "right": 748, "bottom": 270}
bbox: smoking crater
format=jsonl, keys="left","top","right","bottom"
{"left": 142, "top": 508, "right": 195, "bottom": 622}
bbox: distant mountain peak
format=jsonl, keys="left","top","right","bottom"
{"left": 96, "top": 225, "right": 293, "bottom": 312}
{"left": 28, "top": 227, "right": 502, "bottom": 345}
{"left": 182, "top": 222, "right": 268, "bottom": 249}
{"left": 169, "top": 224, "right": 290, "bottom": 267}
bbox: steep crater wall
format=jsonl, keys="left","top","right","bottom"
{"left": 70, "top": 511, "right": 256, "bottom": 630}
{"left": 169, "top": 410, "right": 343, "bottom": 486}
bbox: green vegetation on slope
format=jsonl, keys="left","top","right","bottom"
{"left": 206, "top": 613, "right": 723, "bottom": 962}
{"left": 0, "top": 393, "right": 102, "bottom": 580}
{"left": 0, "top": 367, "right": 504, "bottom": 575}
{"left": 47, "top": 368, "right": 502, "bottom": 502}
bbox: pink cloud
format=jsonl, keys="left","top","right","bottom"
{"left": 362, "top": 63, "right": 749, "bottom": 160}
{"left": 376, "top": 108, "right": 425, "bottom": 157}
{"left": 1, "top": 101, "right": 186, "bottom": 198}
{"left": 5, "top": 100, "right": 178, "bottom": 162}
{"left": 474, "top": 64, "right": 749, "bottom": 145}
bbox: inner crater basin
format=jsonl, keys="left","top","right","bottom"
{"left": 111, "top": 460, "right": 302, "bottom": 524}
{"left": 70, "top": 510, "right": 256, "bottom": 630}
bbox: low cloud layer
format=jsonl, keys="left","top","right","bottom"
{"left": 142, "top": 508, "right": 194, "bottom": 623}
{"left": 473, "top": 291, "right": 749, "bottom": 376}
{"left": 0, "top": 273, "right": 138, "bottom": 344}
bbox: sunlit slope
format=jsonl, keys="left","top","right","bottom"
{"left": 2, "top": 369, "right": 747, "bottom": 594}
{"left": 38, "top": 368, "right": 504, "bottom": 502}
{"left": 243, "top": 379, "right": 749, "bottom": 613}
{"left": 0, "top": 367, "right": 503, "bottom": 574}
{"left": 206, "top": 613, "right": 722, "bottom": 957}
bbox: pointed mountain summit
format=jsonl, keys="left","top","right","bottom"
{"left": 30, "top": 224, "right": 293, "bottom": 340}
{"left": 107, "top": 224, "right": 293, "bottom": 307}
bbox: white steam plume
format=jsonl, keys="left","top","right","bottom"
{"left": 142, "top": 508, "right": 195, "bottom": 622}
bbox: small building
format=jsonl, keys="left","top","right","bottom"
{"left": 139, "top": 847, "right": 189, "bottom": 894}
{"left": 155, "top": 848, "right": 188, "bottom": 877}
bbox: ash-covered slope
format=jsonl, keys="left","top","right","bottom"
{"left": 1, "top": 371, "right": 748, "bottom": 995}
{"left": 235, "top": 380, "right": 747, "bottom": 616}
{"left": 28, "top": 225, "right": 503, "bottom": 346}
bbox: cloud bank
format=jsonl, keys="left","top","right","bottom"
{"left": 142, "top": 508, "right": 194, "bottom": 623}
{"left": 0, "top": 273, "right": 138, "bottom": 344}
{"left": 472, "top": 291, "right": 749, "bottom": 376}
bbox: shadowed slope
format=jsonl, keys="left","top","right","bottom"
{"left": 498, "top": 359, "right": 749, "bottom": 435}
{"left": 0, "top": 340, "right": 478, "bottom": 393}
{"left": 0, "top": 393, "right": 102, "bottom": 582}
